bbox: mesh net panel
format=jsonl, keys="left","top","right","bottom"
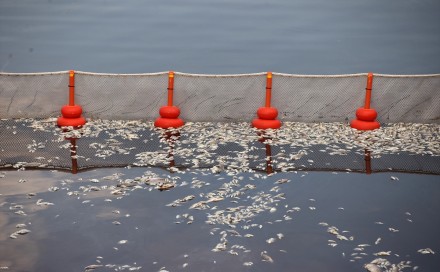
{"left": 373, "top": 74, "right": 440, "bottom": 123}
{"left": 272, "top": 73, "right": 367, "bottom": 122}
{"left": 173, "top": 72, "right": 266, "bottom": 121}
{"left": 1, "top": 71, "right": 440, "bottom": 122}
{"left": 75, "top": 72, "right": 168, "bottom": 120}
{"left": 0, "top": 71, "right": 68, "bottom": 118}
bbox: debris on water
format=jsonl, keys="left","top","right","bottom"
{"left": 417, "top": 248, "right": 435, "bottom": 254}
{"left": 10, "top": 229, "right": 31, "bottom": 239}
{"left": 243, "top": 262, "right": 253, "bottom": 266}
{"left": 375, "top": 238, "right": 382, "bottom": 245}
{"left": 266, "top": 237, "right": 276, "bottom": 244}
{"left": 36, "top": 199, "right": 54, "bottom": 206}
{"left": 364, "top": 263, "right": 382, "bottom": 272}
{"left": 261, "top": 251, "right": 274, "bottom": 263}
{"left": 275, "top": 178, "right": 289, "bottom": 184}
{"left": 84, "top": 264, "right": 103, "bottom": 271}
{"left": 117, "top": 240, "right": 128, "bottom": 244}
{"left": 374, "top": 251, "right": 391, "bottom": 256}
{"left": 390, "top": 176, "right": 399, "bottom": 181}
{"left": 48, "top": 186, "right": 59, "bottom": 192}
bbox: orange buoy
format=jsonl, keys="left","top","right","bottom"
{"left": 350, "top": 72, "right": 380, "bottom": 130}
{"left": 252, "top": 72, "right": 281, "bottom": 129}
{"left": 57, "top": 70, "right": 86, "bottom": 127}
{"left": 154, "top": 71, "right": 184, "bottom": 129}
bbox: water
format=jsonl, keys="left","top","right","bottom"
{"left": 1, "top": 168, "right": 439, "bottom": 271}
{"left": 1, "top": 1, "right": 440, "bottom": 271}
{"left": 1, "top": 0, "right": 440, "bottom": 74}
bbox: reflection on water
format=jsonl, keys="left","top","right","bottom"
{"left": 365, "top": 149, "right": 372, "bottom": 175}
{"left": 1, "top": 168, "right": 439, "bottom": 271}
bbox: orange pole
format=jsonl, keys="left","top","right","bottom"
{"left": 364, "top": 72, "right": 373, "bottom": 109}
{"left": 265, "top": 72, "right": 272, "bottom": 107}
{"left": 69, "top": 70, "right": 75, "bottom": 106}
{"left": 168, "top": 71, "right": 174, "bottom": 106}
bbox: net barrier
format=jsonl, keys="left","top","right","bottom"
{"left": 1, "top": 71, "right": 439, "bottom": 174}
{"left": 1, "top": 71, "right": 439, "bottom": 122}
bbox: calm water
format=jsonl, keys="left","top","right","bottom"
{"left": 1, "top": 0, "right": 440, "bottom": 74}
{"left": 1, "top": 168, "right": 440, "bottom": 271}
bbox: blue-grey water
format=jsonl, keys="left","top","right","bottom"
{"left": 1, "top": 0, "right": 440, "bottom": 74}
{"left": 1, "top": 168, "right": 440, "bottom": 272}
{"left": 1, "top": 1, "right": 440, "bottom": 271}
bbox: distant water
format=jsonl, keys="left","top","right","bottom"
{"left": 1, "top": 0, "right": 440, "bottom": 74}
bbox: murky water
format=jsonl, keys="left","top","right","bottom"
{"left": 1, "top": 1, "right": 440, "bottom": 271}
{"left": 1, "top": 0, "right": 440, "bottom": 74}
{"left": 1, "top": 168, "right": 439, "bottom": 271}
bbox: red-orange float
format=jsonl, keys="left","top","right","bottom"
{"left": 159, "top": 106, "right": 180, "bottom": 119}
{"left": 350, "top": 119, "right": 380, "bottom": 130}
{"left": 154, "top": 71, "right": 184, "bottom": 129}
{"left": 154, "top": 117, "right": 184, "bottom": 129}
{"left": 257, "top": 107, "right": 278, "bottom": 120}
{"left": 252, "top": 118, "right": 281, "bottom": 130}
{"left": 57, "top": 70, "right": 86, "bottom": 128}
{"left": 355, "top": 107, "right": 377, "bottom": 122}
{"left": 350, "top": 72, "right": 380, "bottom": 131}
{"left": 252, "top": 72, "right": 281, "bottom": 130}
{"left": 61, "top": 105, "right": 83, "bottom": 118}
{"left": 57, "top": 115, "right": 86, "bottom": 127}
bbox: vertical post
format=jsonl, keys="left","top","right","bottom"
{"left": 69, "top": 70, "right": 75, "bottom": 106}
{"left": 364, "top": 72, "right": 373, "bottom": 109}
{"left": 265, "top": 72, "right": 272, "bottom": 108}
{"left": 168, "top": 71, "right": 174, "bottom": 107}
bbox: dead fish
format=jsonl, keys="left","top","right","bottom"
{"left": 145, "top": 177, "right": 168, "bottom": 186}
{"left": 266, "top": 238, "right": 276, "bottom": 244}
{"left": 275, "top": 179, "right": 289, "bottom": 184}
{"left": 364, "top": 263, "right": 382, "bottom": 272}
{"left": 10, "top": 229, "right": 31, "bottom": 239}
{"left": 207, "top": 196, "right": 224, "bottom": 203}
{"left": 157, "top": 183, "right": 175, "bottom": 191}
{"left": 243, "top": 262, "right": 253, "bottom": 266}
{"left": 417, "top": 248, "right": 435, "bottom": 254}
{"left": 261, "top": 251, "right": 274, "bottom": 263}
{"left": 374, "top": 251, "right": 391, "bottom": 256}
{"left": 84, "top": 264, "right": 103, "bottom": 271}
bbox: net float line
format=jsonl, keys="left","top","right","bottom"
{"left": 57, "top": 70, "right": 86, "bottom": 127}
{"left": 252, "top": 72, "right": 281, "bottom": 129}
{"left": 154, "top": 71, "right": 184, "bottom": 129}
{"left": 350, "top": 72, "right": 380, "bottom": 130}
